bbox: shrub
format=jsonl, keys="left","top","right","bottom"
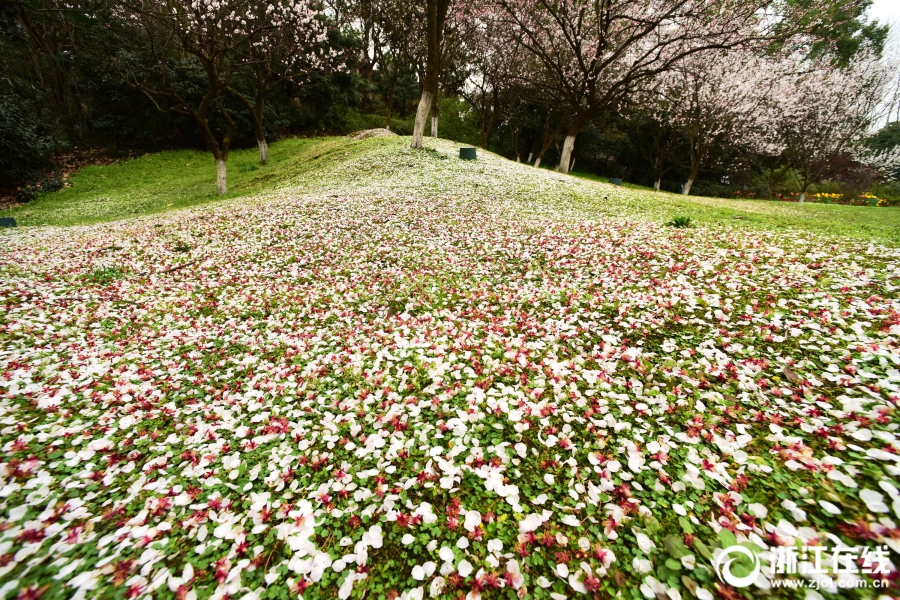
{"left": 0, "top": 78, "right": 59, "bottom": 185}
{"left": 665, "top": 215, "right": 693, "bottom": 228}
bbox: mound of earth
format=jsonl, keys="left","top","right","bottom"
{"left": 351, "top": 128, "right": 398, "bottom": 140}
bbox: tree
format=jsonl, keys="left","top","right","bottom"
{"left": 493, "top": 0, "right": 838, "bottom": 174}
{"left": 462, "top": 19, "right": 514, "bottom": 148}
{"left": 797, "top": 0, "right": 889, "bottom": 66}
{"left": 111, "top": 0, "right": 310, "bottom": 194}
{"left": 780, "top": 54, "right": 894, "bottom": 204}
{"left": 629, "top": 111, "right": 685, "bottom": 192}
{"left": 380, "top": 3, "right": 422, "bottom": 131}
{"left": 410, "top": 0, "right": 452, "bottom": 149}
{"left": 1, "top": 0, "right": 97, "bottom": 144}
{"left": 341, "top": 0, "right": 423, "bottom": 130}
{"left": 226, "top": 1, "right": 339, "bottom": 165}
{"left": 531, "top": 107, "right": 565, "bottom": 168}
{"left": 458, "top": 5, "right": 523, "bottom": 148}
{"left": 659, "top": 50, "right": 771, "bottom": 195}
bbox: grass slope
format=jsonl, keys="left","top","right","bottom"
{"left": 3, "top": 135, "right": 899, "bottom": 244}
{"left": 0, "top": 136, "right": 899, "bottom": 600}
{"left": 1, "top": 138, "right": 323, "bottom": 226}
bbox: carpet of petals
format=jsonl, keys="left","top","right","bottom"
{"left": 1, "top": 140, "right": 900, "bottom": 600}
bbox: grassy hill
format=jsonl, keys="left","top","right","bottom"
{"left": 1, "top": 136, "right": 899, "bottom": 600}
{"left": 4, "top": 135, "right": 900, "bottom": 244}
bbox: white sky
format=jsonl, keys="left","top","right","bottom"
{"left": 869, "top": 0, "right": 900, "bottom": 27}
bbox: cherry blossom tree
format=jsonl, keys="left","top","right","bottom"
{"left": 342, "top": 0, "right": 423, "bottom": 131}
{"left": 111, "top": 0, "right": 337, "bottom": 193}
{"left": 380, "top": 3, "right": 424, "bottom": 132}
{"left": 410, "top": 0, "right": 452, "bottom": 149}
{"left": 492, "top": 0, "right": 839, "bottom": 174}
{"left": 458, "top": 6, "right": 525, "bottom": 148}
{"left": 780, "top": 54, "right": 895, "bottom": 204}
{"left": 856, "top": 145, "right": 900, "bottom": 181}
{"left": 226, "top": 1, "right": 340, "bottom": 165}
{"left": 659, "top": 50, "right": 773, "bottom": 195}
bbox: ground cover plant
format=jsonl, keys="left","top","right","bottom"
{"left": 1, "top": 137, "right": 899, "bottom": 600}
{"left": 1, "top": 138, "right": 322, "bottom": 227}
{"left": 4, "top": 137, "right": 900, "bottom": 244}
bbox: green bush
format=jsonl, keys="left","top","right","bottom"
{"left": 872, "top": 181, "right": 900, "bottom": 204}
{"left": 666, "top": 215, "right": 694, "bottom": 228}
{"left": 0, "top": 78, "right": 60, "bottom": 184}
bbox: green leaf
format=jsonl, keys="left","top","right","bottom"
{"left": 664, "top": 535, "right": 690, "bottom": 559}
{"left": 694, "top": 540, "right": 713, "bottom": 560}
{"left": 740, "top": 541, "right": 762, "bottom": 556}
{"left": 718, "top": 528, "right": 738, "bottom": 549}
{"left": 731, "top": 563, "right": 752, "bottom": 578}
{"left": 664, "top": 558, "right": 682, "bottom": 571}
{"left": 679, "top": 517, "right": 694, "bottom": 534}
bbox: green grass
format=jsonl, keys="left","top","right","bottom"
{"left": 3, "top": 134, "right": 899, "bottom": 245}
{"left": 568, "top": 169, "right": 655, "bottom": 191}
{"left": 1, "top": 137, "right": 326, "bottom": 226}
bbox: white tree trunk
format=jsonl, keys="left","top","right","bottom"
{"left": 527, "top": 151, "right": 533, "bottom": 163}
{"left": 534, "top": 156, "right": 542, "bottom": 168}
{"left": 682, "top": 178, "right": 694, "bottom": 196}
{"left": 431, "top": 113, "right": 439, "bottom": 138}
{"left": 216, "top": 159, "right": 227, "bottom": 196}
{"left": 257, "top": 139, "right": 268, "bottom": 166}
{"left": 557, "top": 134, "right": 576, "bottom": 174}
{"left": 411, "top": 89, "right": 434, "bottom": 149}
{"left": 654, "top": 179, "right": 661, "bottom": 192}
{"left": 798, "top": 191, "right": 805, "bottom": 205}
{"left": 516, "top": 156, "right": 521, "bottom": 163}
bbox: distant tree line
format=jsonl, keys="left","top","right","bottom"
{"left": 1, "top": 0, "right": 899, "bottom": 202}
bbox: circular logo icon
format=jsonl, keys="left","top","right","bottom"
{"left": 714, "top": 545, "right": 761, "bottom": 588}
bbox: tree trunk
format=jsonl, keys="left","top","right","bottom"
{"left": 253, "top": 100, "right": 266, "bottom": 165}
{"left": 798, "top": 191, "right": 805, "bottom": 205}
{"left": 682, "top": 162, "right": 700, "bottom": 196}
{"left": 569, "top": 156, "right": 576, "bottom": 172}
{"left": 527, "top": 151, "right": 533, "bottom": 163}
{"left": 557, "top": 116, "right": 588, "bottom": 174}
{"left": 386, "top": 67, "right": 397, "bottom": 131}
{"left": 216, "top": 159, "right": 227, "bottom": 196}
{"left": 557, "top": 134, "right": 576, "bottom": 174}
{"left": 534, "top": 156, "right": 542, "bottom": 168}
{"left": 412, "top": 89, "right": 434, "bottom": 149}
{"left": 411, "top": 0, "right": 450, "bottom": 149}
{"left": 431, "top": 101, "right": 439, "bottom": 137}
{"left": 654, "top": 179, "right": 661, "bottom": 192}
{"left": 257, "top": 138, "right": 268, "bottom": 166}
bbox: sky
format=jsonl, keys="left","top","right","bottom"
{"left": 869, "top": 0, "right": 900, "bottom": 27}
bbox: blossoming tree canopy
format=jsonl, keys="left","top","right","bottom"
{"left": 654, "top": 50, "right": 775, "bottom": 195}
{"left": 490, "top": 0, "right": 847, "bottom": 173}
{"left": 227, "top": 1, "right": 343, "bottom": 165}
{"left": 112, "top": 0, "right": 337, "bottom": 193}
{"left": 777, "top": 53, "right": 897, "bottom": 204}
